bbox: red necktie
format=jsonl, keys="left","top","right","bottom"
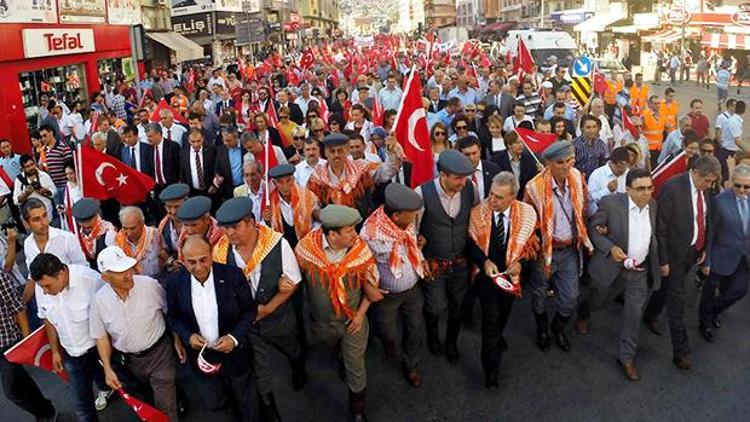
{"left": 695, "top": 190, "right": 705, "bottom": 251}
{"left": 472, "top": 172, "right": 478, "bottom": 187}
{"left": 155, "top": 148, "right": 164, "bottom": 185}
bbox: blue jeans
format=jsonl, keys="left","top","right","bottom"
{"left": 63, "top": 348, "right": 102, "bottom": 422}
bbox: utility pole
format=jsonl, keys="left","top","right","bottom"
{"left": 539, "top": 0, "right": 544, "bottom": 28}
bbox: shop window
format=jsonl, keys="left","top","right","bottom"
{"left": 98, "top": 58, "right": 125, "bottom": 87}
{"left": 20, "top": 64, "right": 87, "bottom": 134}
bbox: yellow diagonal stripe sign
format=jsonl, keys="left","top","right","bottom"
{"left": 571, "top": 77, "right": 592, "bottom": 107}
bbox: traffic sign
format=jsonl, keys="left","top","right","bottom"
{"left": 571, "top": 77, "right": 592, "bottom": 107}
{"left": 571, "top": 56, "right": 592, "bottom": 77}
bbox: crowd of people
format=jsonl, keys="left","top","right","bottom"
{"left": 0, "top": 38, "right": 749, "bottom": 422}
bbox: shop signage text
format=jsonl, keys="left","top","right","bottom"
{"left": 22, "top": 28, "right": 95, "bottom": 59}
{"left": 733, "top": 4, "right": 750, "bottom": 26}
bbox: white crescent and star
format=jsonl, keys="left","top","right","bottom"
{"left": 407, "top": 108, "right": 427, "bottom": 152}
{"left": 94, "top": 163, "right": 116, "bottom": 186}
{"left": 34, "top": 344, "right": 51, "bottom": 367}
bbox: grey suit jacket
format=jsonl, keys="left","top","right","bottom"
{"left": 587, "top": 193, "right": 661, "bottom": 290}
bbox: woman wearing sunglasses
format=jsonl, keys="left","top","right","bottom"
{"left": 449, "top": 114, "right": 478, "bottom": 146}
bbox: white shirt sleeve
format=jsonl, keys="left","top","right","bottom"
{"left": 40, "top": 172, "right": 57, "bottom": 196}
{"left": 280, "top": 238, "right": 302, "bottom": 284}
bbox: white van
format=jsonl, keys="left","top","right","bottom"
{"left": 505, "top": 30, "right": 579, "bottom": 67}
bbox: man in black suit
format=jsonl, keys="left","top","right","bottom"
{"left": 490, "top": 131, "right": 539, "bottom": 199}
{"left": 214, "top": 89, "right": 235, "bottom": 117}
{"left": 180, "top": 129, "right": 217, "bottom": 198}
{"left": 642, "top": 155, "right": 721, "bottom": 370}
{"left": 482, "top": 80, "right": 504, "bottom": 109}
{"left": 275, "top": 89, "right": 304, "bottom": 125}
{"left": 427, "top": 86, "right": 447, "bottom": 113}
{"left": 146, "top": 123, "right": 181, "bottom": 220}
{"left": 165, "top": 235, "right": 258, "bottom": 421}
{"left": 214, "top": 126, "right": 246, "bottom": 201}
{"left": 98, "top": 118, "right": 122, "bottom": 158}
{"left": 182, "top": 113, "right": 217, "bottom": 150}
{"left": 457, "top": 136, "right": 500, "bottom": 200}
{"left": 119, "top": 125, "right": 153, "bottom": 172}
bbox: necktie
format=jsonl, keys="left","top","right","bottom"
{"left": 195, "top": 149, "right": 204, "bottom": 189}
{"left": 155, "top": 147, "right": 164, "bottom": 185}
{"left": 472, "top": 171, "right": 478, "bottom": 186}
{"left": 130, "top": 146, "right": 136, "bottom": 169}
{"left": 695, "top": 190, "right": 705, "bottom": 251}
{"left": 496, "top": 213, "right": 506, "bottom": 247}
{"left": 167, "top": 128, "right": 172, "bottom": 142}
{"left": 741, "top": 197, "right": 749, "bottom": 234}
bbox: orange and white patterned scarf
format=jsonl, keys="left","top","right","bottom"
{"left": 468, "top": 200, "right": 539, "bottom": 287}
{"left": 213, "top": 224, "right": 282, "bottom": 277}
{"left": 77, "top": 217, "right": 116, "bottom": 261}
{"left": 115, "top": 226, "right": 155, "bottom": 274}
{"left": 360, "top": 206, "right": 424, "bottom": 279}
{"left": 307, "top": 157, "right": 377, "bottom": 207}
{"left": 269, "top": 184, "right": 318, "bottom": 241}
{"left": 295, "top": 229, "right": 377, "bottom": 320}
{"left": 523, "top": 167, "right": 593, "bottom": 275}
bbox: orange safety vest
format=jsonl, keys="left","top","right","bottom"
{"left": 604, "top": 80, "right": 623, "bottom": 105}
{"left": 642, "top": 108, "right": 666, "bottom": 151}
{"left": 630, "top": 84, "right": 649, "bottom": 115}
{"left": 659, "top": 100, "right": 679, "bottom": 132}
{"left": 171, "top": 95, "right": 188, "bottom": 113}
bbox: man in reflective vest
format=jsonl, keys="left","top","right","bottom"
{"left": 643, "top": 95, "right": 667, "bottom": 168}
{"left": 630, "top": 73, "right": 649, "bottom": 116}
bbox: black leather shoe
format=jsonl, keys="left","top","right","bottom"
{"left": 551, "top": 314, "right": 570, "bottom": 352}
{"left": 700, "top": 326, "right": 716, "bottom": 343}
{"left": 484, "top": 369, "right": 499, "bottom": 390}
{"left": 643, "top": 318, "right": 662, "bottom": 336}
{"left": 445, "top": 343, "right": 460, "bottom": 364}
{"left": 712, "top": 318, "right": 722, "bottom": 329}
{"left": 534, "top": 312, "right": 550, "bottom": 352}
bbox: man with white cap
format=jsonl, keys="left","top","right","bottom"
{"left": 91, "top": 246, "right": 178, "bottom": 421}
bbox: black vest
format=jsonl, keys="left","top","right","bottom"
{"left": 281, "top": 217, "right": 299, "bottom": 249}
{"left": 226, "top": 240, "right": 283, "bottom": 306}
{"left": 420, "top": 180, "right": 473, "bottom": 260}
{"left": 86, "top": 236, "right": 109, "bottom": 270}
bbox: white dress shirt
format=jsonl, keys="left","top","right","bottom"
{"left": 627, "top": 198, "right": 651, "bottom": 266}
{"left": 189, "top": 147, "right": 204, "bottom": 189}
{"left": 153, "top": 140, "right": 166, "bottom": 183}
{"left": 588, "top": 163, "right": 628, "bottom": 204}
{"left": 503, "top": 115, "right": 533, "bottom": 133}
{"left": 24, "top": 226, "right": 88, "bottom": 271}
{"left": 689, "top": 172, "right": 707, "bottom": 246}
{"left": 191, "top": 271, "right": 220, "bottom": 345}
{"left": 473, "top": 161, "right": 486, "bottom": 200}
{"left": 232, "top": 238, "right": 302, "bottom": 298}
{"left": 36, "top": 265, "right": 103, "bottom": 357}
{"left": 295, "top": 158, "right": 326, "bottom": 187}
{"left": 162, "top": 124, "right": 187, "bottom": 147}
{"left": 493, "top": 208, "right": 511, "bottom": 245}
{"left": 491, "top": 137, "right": 506, "bottom": 153}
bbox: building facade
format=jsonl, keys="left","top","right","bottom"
{"left": 425, "top": 0, "right": 457, "bottom": 28}
{"left": 399, "top": 0, "right": 426, "bottom": 33}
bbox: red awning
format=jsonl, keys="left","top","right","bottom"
{"left": 701, "top": 33, "right": 750, "bottom": 51}
{"left": 481, "top": 22, "right": 517, "bottom": 32}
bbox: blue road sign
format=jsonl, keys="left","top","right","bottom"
{"left": 572, "top": 56, "right": 592, "bottom": 77}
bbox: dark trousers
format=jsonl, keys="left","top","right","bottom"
{"left": 477, "top": 275, "right": 514, "bottom": 375}
{"left": 63, "top": 347, "right": 104, "bottom": 422}
{"left": 421, "top": 266, "right": 470, "bottom": 339}
{"left": 699, "top": 257, "right": 750, "bottom": 327}
{"left": 644, "top": 248, "right": 699, "bottom": 357}
{"left": 0, "top": 347, "right": 55, "bottom": 419}
{"left": 119, "top": 335, "right": 178, "bottom": 422}
{"left": 250, "top": 304, "right": 303, "bottom": 395}
{"left": 194, "top": 364, "right": 259, "bottom": 422}
{"left": 373, "top": 284, "right": 424, "bottom": 371}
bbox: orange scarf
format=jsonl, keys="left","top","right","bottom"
{"left": 307, "top": 157, "right": 376, "bottom": 207}
{"left": 295, "top": 229, "right": 376, "bottom": 320}
{"left": 468, "top": 200, "right": 539, "bottom": 289}
{"left": 360, "top": 206, "right": 424, "bottom": 279}
{"left": 524, "top": 167, "right": 592, "bottom": 276}
{"left": 269, "top": 184, "right": 317, "bottom": 241}
{"left": 213, "top": 224, "right": 282, "bottom": 276}
{"left": 115, "top": 226, "right": 155, "bottom": 273}
{"left": 77, "top": 217, "right": 115, "bottom": 260}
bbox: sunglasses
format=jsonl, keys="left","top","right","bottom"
{"left": 293, "top": 136, "right": 305, "bottom": 140}
{"left": 279, "top": 115, "right": 289, "bottom": 119}
{"left": 455, "top": 125, "right": 468, "bottom": 130}
{"left": 734, "top": 184, "right": 750, "bottom": 190}
{"left": 313, "top": 128, "right": 325, "bottom": 133}
{"left": 434, "top": 131, "right": 446, "bottom": 136}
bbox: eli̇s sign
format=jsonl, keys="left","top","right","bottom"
{"left": 22, "top": 28, "right": 95, "bottom": 59}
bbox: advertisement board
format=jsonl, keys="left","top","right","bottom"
{"left": 108, "top": 0, "right": 143, "bottom": 25}
{"left": 0, "top": 0, "right": 58, "bottom": 24}
{"left": 171, "top": 0, "right": 242, "bottom": 17}
{"left": 58, "top": 0, "right": 107, "bottom": 23}
{"left": 172, "top": 12, "right": 215, "bottom": 38}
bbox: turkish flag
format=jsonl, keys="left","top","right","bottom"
{"left": 78, "top": 145, "right": 155, "bottom": 205}
{"left": 515, "top": 127, "right": 557, "bottom": 154}
{"left": 393, "top": 69, "right": 434, "bottom": 189}
{"left": 593, "top": 69, "right": 608, "bottom": 96}
{"left": 267, "top": 99, "right": 279, "bottom": 129}
{"left": 462, "top": 39, "right": 480, "bottom": 57}
{"left": 652, "top": 151, "right": 687, "bottom": 197}
{"left": 4, "top": 326, "right": 68, "bottom": 381}
{"left": 88, "top": 111, "right": 101, "bottom": 134}
{"left": 518, "top": 39, "right": 535, "bottom": 75}
{"left": 118, "top": 388, "right": 169, "bottom": 422}
{"left": 300, "top": 49, "right": 315, "bottom": 70}
{"left": 150, "top": 98, "right": 187, "bottom": 125}
{"left": 371, "top": 94, "right": 384, "bottom": 126}
{"left": 479, "top": 51, "right": 491, "bottom": 68}
{"left": 622, "top": 108, "right": 639, "bottom": 138}
{"left": 318, "top": 95, "right": 330, "bottom": 124}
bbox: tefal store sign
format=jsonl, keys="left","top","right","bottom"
{"left": 22, "top": 28, "right": 96, "bottom": 59}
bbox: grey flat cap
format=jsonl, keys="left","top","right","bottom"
{"left": 541, "top": 141, "right": 574, "bottom": 161}
{"left": 268, "top": 164, "right": 296, "bottom": 179}
{"left": 71, "top": 198, "right": 100, "bottom": 222}
{"left": 323, "top": 133, "right": 350, "bottom": 148}
{"left": 385, "top": 183, "right": 423, "bottom": 212}
{"left": 437, "top": 150, "right": 474, "bottom": 176}
{"left": 320, "top": 205, "right": 362, "bottom": 229}
{"left": 177, "top": 196, "right": 212, "bottom": 222}
{"left": 216, "top": 197, "right": 254, "bottom": 226}
{"left": 158, "top": 183, "right": 190, "bottom": 203}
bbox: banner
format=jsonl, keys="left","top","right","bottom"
{"left": 0, "top": 0, "right": 57, "bottom": 23}
{"left": 108, "top": 0, "right": 143, "bottom": 25}
{"left": 59, "top": 0, "right": 107, "bottom": 23}
{"left": 171, "top": 0, "right": 242, "bottom": 17}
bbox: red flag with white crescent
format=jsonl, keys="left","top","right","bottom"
{"left": 652, "top": 151, "right": 687, "bottom": 198}
{"left": 371, "top": 94, "right": 384, "bottom": 126}
{"left": 393, "top": 67, "right": 434, "bottom": 189}
{"left": 79, "top": 145, "right": 155, "bottom": 205}
{"left": 300, "top": 49, "right": 315, "bottom": 70}
{"left": 518, "top": 39, "right": 535, "bottom": 76}
{"left": 318, "top": 95, "right": 330, "bottom": 124}
{"left": 514, "top": 127, "right": 557, "bottom": 154}
{"left": 4, "top": 326, "right": 68, "bottom": 381}
{"left": 622, "top": 108, "right": 639, "bottom": 138}
{"left": 118, "top": 388, "right": 169, "bottom": 422}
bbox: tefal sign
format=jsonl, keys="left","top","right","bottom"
{"left": 22, "top": 28, "right": 96, "bottom": 59}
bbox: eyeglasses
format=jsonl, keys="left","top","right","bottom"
{"left": 465, "top": 109, "right": 476, "bottom": 113}
{"left": 293, "top": 136, "right": 305, "bottom": 140}
{"left": 734, "top": 184, "right": 750, "bottom": 190}
{"left": 455, "top": 125, "right": 468, "bottom": 130}
{"left": 279, "top": 115, "right": 289, "bottom": 119}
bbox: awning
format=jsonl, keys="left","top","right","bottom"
{"left": 611, "top": 25, "right": 637, "bottom": 34}
{"left": 701, "top": 33, "right": 750, "bottom": 51}
{"left": 642, "top": 29, "right": 693, "bottom": 44}
{"left": 146, "top": 31, "right": 204, "bottom": 63}
{"left": 573, "top": 12, "right": 625, "bottom": 32}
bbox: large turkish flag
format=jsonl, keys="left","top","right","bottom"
{"left": 393, "top": 69, "right": 434, "bottom": 189}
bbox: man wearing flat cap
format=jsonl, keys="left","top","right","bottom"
{"left": 71, "top": 198, "right": 116, "bottom": 269}
{"left": 414, "top": 149, "right": 478, "bottom": 365}
{"left": 306, "top": 132, "right": 404, "bottom": 218}
{"left": 157, "top": 183, "right": 189, "bottom": 274}
{"left": 295, "top": 205, "right": 384, "bottom": 422}
{"left": 467, "top": 172, "right": 539, "bottom": 389}
{"left": 176, "top": 196, "right": 225, "bottom": 261}
{"left": 360, "top": 183, "right": 427, "bottom": 388}
{"left": 115, "top": 206, "right": 163, "bottom": 278}
{"left": 213, "top": 197, "right": 307, "bottom": 420}
{"left": 524, "top": 141, "right": 596, "bottom": 353}
{"left": 262, "top": 164, "right": 321, "bottom": 249}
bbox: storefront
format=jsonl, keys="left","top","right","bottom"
{"left": 171, "top": 11, "right": 239, "bottom": 67}
{"left": 0, "top": 23, "right": 133, "bottom": 152}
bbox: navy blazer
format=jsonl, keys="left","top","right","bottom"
{"left": 165, "top": 263, "right": 256, "bottom": 373}
{"left": 706, "top": 189, "right": 750, "bottom": 275}
{"left": 118, "top": 142, "right": 154, "bottom": 176}
{"left": 657, "top": 172, "right": 711, "bottom": 266}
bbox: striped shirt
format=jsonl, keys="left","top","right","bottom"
{"left": 362, "top": 237, "right": 419, "bottom": 293}
{"left": 45, "top": 141, "right": 72, "bottom": 189}
{"left": 515, "top": 92, "right": 543, "bottom": 118}
{"left": 0, "top": 271, "right": 24, "bottom": 349}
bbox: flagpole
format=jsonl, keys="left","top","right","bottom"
{"left": 264, "top": 140, "right": 270, "bottom": 207}
{"left": 76, "top": 143, "right": 84, "bottom": 199}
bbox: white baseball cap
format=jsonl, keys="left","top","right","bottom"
{"left": 97, "top": 246, "right": 137, "bottom": 273}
